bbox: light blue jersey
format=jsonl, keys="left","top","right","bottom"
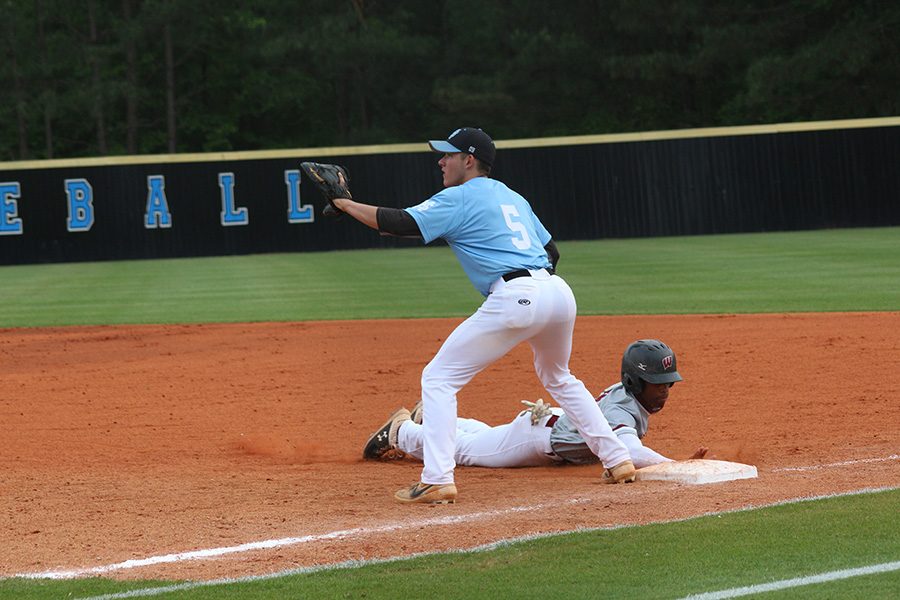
{"left": 405, "top": 177, "right": 553, "bottom": 296}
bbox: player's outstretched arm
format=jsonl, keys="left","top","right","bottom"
{"left": 618, "top": 431, "right": 672, "bottom": 468}
{"left": 332, "top": 197, "right": 379, "bottom": 229}
{"left": 331, "top": 198, "right": 422, "bottom": 238}
{"left": 620, "top": 431, "right": 710, "bottom": 466}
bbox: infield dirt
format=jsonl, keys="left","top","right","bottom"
{"left": 2, "top": 313, "right": 899, "bottom": 580}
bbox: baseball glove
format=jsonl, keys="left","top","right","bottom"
{"left": 521, "top": 398, "right": 553, "bottom": 425}
{"left": 299, "top": 162, "right": 352, "bottom": 218}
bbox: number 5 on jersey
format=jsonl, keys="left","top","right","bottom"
{"left": 501, "top": 204, "right": 532, "bottom": 250}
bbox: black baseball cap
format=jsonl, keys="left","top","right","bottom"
{"left": 428, "top": 127, "right": 496, "bottom": 166}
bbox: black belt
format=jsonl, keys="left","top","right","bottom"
{"left": 545, "top": 414, "right": 559, "bottom": 428}
{"left": 502, "top": 267, "right": 555, "bottom": 282}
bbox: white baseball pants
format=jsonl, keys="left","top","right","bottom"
{"left": 418, "top": 270, "right": 631, "bottom": 484}
{"left": 398, "top": 411, "right": 560, "bottom": 467}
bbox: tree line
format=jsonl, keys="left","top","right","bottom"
{"left": 2, "top": 0, "right": 898, "bottom": 161}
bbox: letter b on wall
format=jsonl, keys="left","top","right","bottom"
{"left": 65, "top": 179, "right": 94, "bottom": 232}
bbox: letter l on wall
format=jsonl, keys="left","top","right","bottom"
{"left": 219, "top": 172, "right": 249, "bottom": 226}
{"left": 285, "top": 170, "right": 313, "bottom": 223}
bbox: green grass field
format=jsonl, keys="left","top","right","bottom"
{"left": 2, "top": 489, "right": 897, "bottom": 599}
{"left": 1, "top": 227, "right": 897, "bottom": 327}
{"left": 1, "top": 227, "right": 898, "bottom": 599}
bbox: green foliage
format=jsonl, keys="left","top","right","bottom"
{"left": 1, "top": 1, "right": 898, "bottom": 161}
{"left": 0, "top": 227, "right": 897, "bottom": 328}
{"left": 723, "top": 1, "right": 900, "bottom": 123}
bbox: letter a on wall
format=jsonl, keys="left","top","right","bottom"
{"left": 145, "top": 175, "right": 173, "bottom": 228}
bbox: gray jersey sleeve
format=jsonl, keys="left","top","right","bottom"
{"left": 598, "top": 383, "right": 650, "bottom": 438}
{"left": 548, "top": 383, "right": 649, "bottom": 464}
{"left": 601, "top": 403, "right": 640, "bottom": 437}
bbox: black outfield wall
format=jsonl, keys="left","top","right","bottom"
{"left": 1, "top": 118, "right": 898, "bottom": 265}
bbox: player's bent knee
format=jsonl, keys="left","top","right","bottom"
{"left": 538, "top": 373, "right": 578, "bottom": 393}
{"left": 421, "top": 363, "right": 475, "bottom": 395}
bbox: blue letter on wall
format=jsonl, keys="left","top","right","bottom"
{"left": 218, "top": 172, "right": 249, "bottom": 226}
{"left": 65, "top": 178, "right": 94, "bottom": 232}
{"left": 285, "top": 169, "right": 313, "bottom": 223}
{"left": 145, "top": 175, "right": 172, "bottom": 228}
{"left": 0, "top": 182, "right": 23, "bottom": 235}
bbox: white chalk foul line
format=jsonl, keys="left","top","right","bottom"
{"left": 773, "top": 454, "right": 900, "bottom": 472}
{"left": 14, "top": 498, "right": 591, "bottom": 580}
{"left": 677, "top": 560, "right": 900, "bottom": 599}
{"left": 78, "top": 558, "right": 900, "bottom": 600}
{"left": 70, "top": 533, "right": 572, "bottom": 600}
{"left": 69, "top": 486, "right": 900, "bottom": 600}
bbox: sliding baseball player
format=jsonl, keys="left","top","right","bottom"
{"left": 364, "top": 339, "right": 707, "bottom": 472}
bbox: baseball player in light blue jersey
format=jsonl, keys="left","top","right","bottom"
{"left": 365, "top": 340, "right": 708, "bottom": 471}
{"left": 334, "top": 127, "right": 634, "bottom": 504}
